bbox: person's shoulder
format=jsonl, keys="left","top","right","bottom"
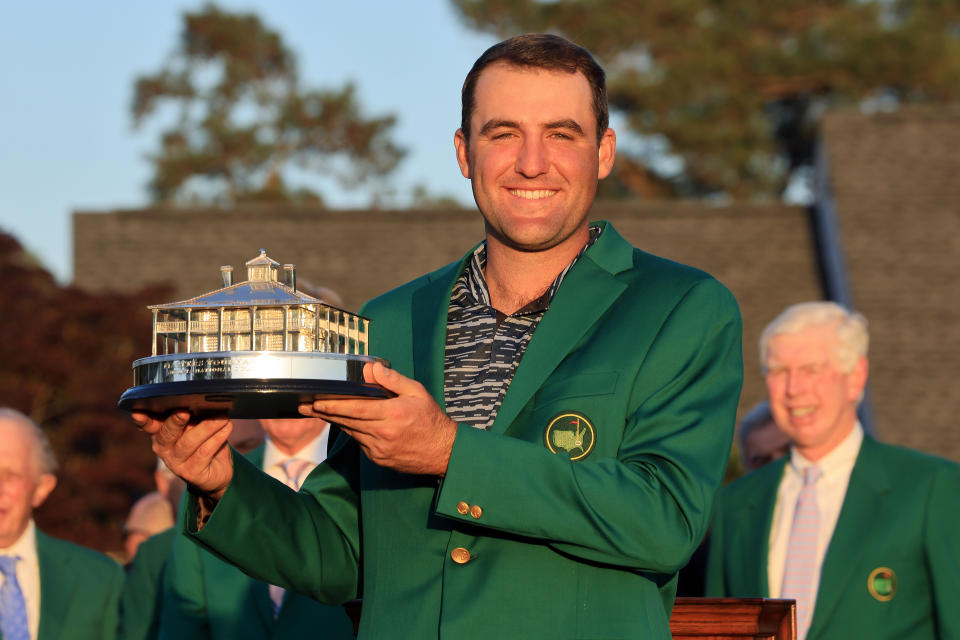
{"left": 38, "top": 530, "right": 123, "bottom": 578}
{"left": 863, "top": 438, "right": 960, "bottom": 479}
{"left": 596, "top": 222, "right": 735, "bottom": 300}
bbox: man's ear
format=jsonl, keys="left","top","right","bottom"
{"left": 847, "top": 356, "right": 869, "bottom": 402}
{"left": 597, "top": 128, "right": 616, "bottom": 180}
{"left": 454, "top": 129, "right": 471, "bottom": 179}
{"left": 32, "top": 473, "right": 57, "bottom": 509}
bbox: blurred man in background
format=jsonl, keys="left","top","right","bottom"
{"left": 707, "top": 302, "right": 960, "bottom": 639}
{"left": 158, "top": 418, "right": 354, "bottom": 639}
{"left": 0, "top": 408, "right": 124, "bottom": 640}
{"left": 120, "top": 419, "right": 266, "bottom": 640}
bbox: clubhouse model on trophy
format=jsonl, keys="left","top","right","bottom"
{"left": 118, "top": 249, "right": 389, "bottom": 418}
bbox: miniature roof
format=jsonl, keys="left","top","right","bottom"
{"left": 148, "top": 280, "right": 321, "bottom": 310}
{"left": 149, "top": 249, "right": 365, "bottom": 317}
{"left": 246, "top": 248, "right": 280, "bottom": 268}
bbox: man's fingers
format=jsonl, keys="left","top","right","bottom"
{"left": 154, "top": 410, "right": 191, "bottom": 448}
{"left": 365, "top": 362, "right": 425, "bottom": 397}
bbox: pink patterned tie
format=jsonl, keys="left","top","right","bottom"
{"left": 270, "top": 458, "right": 315, "bottom": 615}
{"left": 781, "top": 465, "right": 822, "bottom": 640}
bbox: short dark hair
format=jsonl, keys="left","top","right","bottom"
{"left": 460, "top": 34, "right": 609, "bottom": 146}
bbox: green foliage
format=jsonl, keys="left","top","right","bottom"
{"left": 453, "top": 0, "right": 960, "bottom": 198}
{"left": 133, "top": 4, "right": 405, "bottom": 205}
{"left": 0, "top": 232, "right": 165, "bottom": 551}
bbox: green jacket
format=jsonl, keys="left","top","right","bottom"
{"left": 118, "top": 527, "right": 176, "bottom": 640}
{"left": 31, "top": 530, "right": 124, "bottom": 640}
{"left": 706, "top": 436, "right": 960, "bottom": 638}
{"left": 190, "top": 221, "right": 743, "bottom": 639}
{"left": 161, "top": 446, "right": 355, "bottom": 640}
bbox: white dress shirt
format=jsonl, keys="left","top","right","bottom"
{"left": 261, "top": 428, "right": 329, "bottom": 485}
{"left": 768, "top": 423, "right": 863, "bottom": 603}
{"left": 0, "top": 519, "right": 41, "bottom": 640}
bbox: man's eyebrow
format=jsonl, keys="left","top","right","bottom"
{"left": 544, "top": 119, "right": 584, "bottom": 135}
{"left": 477, "top": 118, "right": 586, "bottom": 136}
{"left": 478, "top": 119, "right": 519, "bottom": 136}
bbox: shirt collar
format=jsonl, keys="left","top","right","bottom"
{"left": 262, "top": 430, "right": 329, "bottom": 470}
{"left": 463, "top": 225, "right": 603, "bottom": 314}
{"left": 789, "top": 421, "right": 864, "bottom": 478}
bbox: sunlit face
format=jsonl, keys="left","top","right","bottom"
{"left": 0, "top": 419, "right": 56, "bottom": 548}
{"left": 764, "top": 324, "right": 867, "bottom": 462}
{"left": 454, "top": 62, "right": 615, "bottom": 255}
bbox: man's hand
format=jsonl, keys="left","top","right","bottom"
{"left": 131, "top": 410, "right": 235, "bottom": 500}
{"left": 299, "top": 362, "right": 458, "bottom": 476}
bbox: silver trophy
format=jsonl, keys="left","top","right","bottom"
{"left": 118, "top": 250, "right": 390, "bottom": 418}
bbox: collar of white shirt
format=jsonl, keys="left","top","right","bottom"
{"left": 787, "top": 421, "right": 864, "bottom": 479}
{"left": 262, "top": 428, "right": 329, "bottom": 477}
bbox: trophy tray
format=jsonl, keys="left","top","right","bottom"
{"left": 118, "top": 351, "right": 391, "bottom": 419}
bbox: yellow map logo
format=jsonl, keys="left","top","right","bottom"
{"left": 544, "top": 412, "right": 596, "bottom": 461}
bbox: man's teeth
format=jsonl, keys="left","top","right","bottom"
{"left": 510, "top": 189, "right": 557, "bottom": 199}
{"left": 790, "top": 407, "right": 815, "bottom": 417}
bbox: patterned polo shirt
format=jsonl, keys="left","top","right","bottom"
{"left": 444, "top": 226, "right": 602, "bottom": 430}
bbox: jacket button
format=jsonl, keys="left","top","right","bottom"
{"left": 469, "top": 505, "right": 483, "bottom": 519}
{"left": 450, "top": 547, "right": 472, "bottom": 564}
{"left": 456, "top": 501, "right": 470, "bottom": 515}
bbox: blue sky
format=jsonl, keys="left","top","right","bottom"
{"left": 0, "top": 1, "right": 498, "bottom": 281}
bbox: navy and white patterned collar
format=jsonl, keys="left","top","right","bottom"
{"left": 460, "top": 225, "right": 603, "bottom": 314}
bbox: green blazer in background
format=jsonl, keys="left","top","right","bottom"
{"left": 706, "top": 436, "right": 960, "bottom": 639}
{"left": 190, "top": 221, "right": 744, "bottom": 639}
{"left": 33, "top": 530, "right": 124, "bottom": 640}
{"left": 118, "top": 527, "right": 176, "bottom": 640}
{"left": 159, "top": 445, "right": 355, "bottom": 640}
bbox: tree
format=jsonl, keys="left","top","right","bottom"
{"left": 133, "top": 4, "right": 405, "bottom": 205}
{"left": 0, "top": 232, "right": 166, "bottom": 551}
{"left": 453, "top": 0, "right": 960, "bottom": 199}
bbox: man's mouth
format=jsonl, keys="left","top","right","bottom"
{"left": 509, "top": 189, "right": 557, "bottom": 200}
{"left": 789, "top": 406, "right": 815, "bottom": 418}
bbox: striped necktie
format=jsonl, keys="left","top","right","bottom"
{"left": 781, "top": 465, "right": 822, "bottom": 640}
{"left": 0, "top": 555, "right": 29, "bottom": 640}
{"left": 269, "top": 458, "right": 315, "bottom": 616}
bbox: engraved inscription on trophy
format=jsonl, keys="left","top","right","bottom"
{"left": 119, "top": 250, "right": 389, "bottom": 418}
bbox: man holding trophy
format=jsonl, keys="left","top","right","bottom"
{"left": 134, "top": 34, "right": 743, "bottom": 639}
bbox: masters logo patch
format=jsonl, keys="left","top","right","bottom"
{"left": 544, "top": 412, "right": 596, "bottom": 461}
{"left": 867, "top": 567, "right": 897, "bottom": 602}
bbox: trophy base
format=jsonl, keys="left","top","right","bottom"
{"left": 118, "top": 351, "right": 392, "bottom": 419}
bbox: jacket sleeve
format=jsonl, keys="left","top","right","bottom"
{"left": 186, "top": 440, "right": 362, "bottom": 605}
{"left": 159, "top": 514, "right": 210, "bottom": 640}
{"left": 436, "top": 278, "right": 743, "bottom": 573}
{"left": 704, "top": 490, "right": 728, "bottom": 597}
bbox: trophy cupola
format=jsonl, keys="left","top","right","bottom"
{"left": 246, "top": 249, "right": 280, "bottom": 282}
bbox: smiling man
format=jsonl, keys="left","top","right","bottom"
{"left": 706, "top": 302, "right": 960, "bottom": 639}
{"left": 136, "top": 34, "right": 743, "bottom": 639}
{"left": 0, "top": 408, "right": 124, "bottom": 640}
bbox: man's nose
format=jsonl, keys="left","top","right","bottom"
{"left": 785, "top": 370, "right": 805, "bottom": 395}
{"left": 515, "top": 137, "right": 549, "bottom": 177}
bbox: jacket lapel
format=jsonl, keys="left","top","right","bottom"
{"left": 491, "top": 223, "right": 633, "bottom": 435}
{"left": 740, "top": 461, "right": 786, "bottom": 596}
{"left": 36, "top": 531, "right": 72, "bottom": 640}
{"left": 411, "top": 254, "right": 473, "bottom": 409}
{"left": 808, "top": 438, "right": 890, "bottom": 636}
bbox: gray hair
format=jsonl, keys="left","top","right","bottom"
{"left": 760, "top": 301, "right": 869, "bottom": 373}
{"left": 0, "top": 408, "right": 59, "bottom": 475}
